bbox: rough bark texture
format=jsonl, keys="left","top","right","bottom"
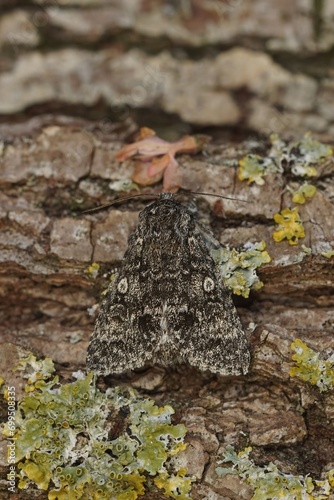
{"left": 0, "top": 1, "right": 334, "bottom": 499}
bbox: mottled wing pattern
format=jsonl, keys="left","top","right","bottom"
{"left": 87, "top": 228, "right": 161, "bottom": 374}
{"left": 163, "top": 229, "right": 250, "bottom": 375}
{"left": 87, "top": 193, "right": 250, "bottom": 375}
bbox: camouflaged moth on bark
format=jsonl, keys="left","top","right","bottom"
{"left": 87, "top": 193, "right": 250, "bottom": 375}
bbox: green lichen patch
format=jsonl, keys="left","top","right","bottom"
{"left": 14, "top": 353, "right": 55, "bottom": 386}
{"left": 321, "top": 250, "right": 334, "bottom": 259}
{"left": 291, "top": 184, "right": 317, "bottom": 204}
{"left": 211, "top": 241, "right": 271, "bottom": 298}
{"left": 289, "top": 133, "right": 333, "bottom": 177}
{"left": 2, "top": 355, "right": 192, "bottom": 499}
{"left": 238, "top": 154, "right": 277, "bottom": 185}
{"left": 86, "top": 262, "right": 100, "bottom": 279}
{"left": 290, "top": 339, "right": 334, "bottom": 393}
{"left": 238, "top": 133, "right": 333, "bottom": 186}
{"left": 273, "top": 207, "right": 305, "bottom": 245}
{"left": 216, "top": 445, "right": 334, "bottom": 500}
{"left": 154, "top": 469, "right": 192, "bottom": 499}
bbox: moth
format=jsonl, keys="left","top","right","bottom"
{"left": 87, "top": 193, "right": 250, "bottom": 375}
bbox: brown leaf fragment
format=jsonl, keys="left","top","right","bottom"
{"left": 116, "top": 127, "right": 199, "bottom": 191}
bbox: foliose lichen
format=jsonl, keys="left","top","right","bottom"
{"left": 273, "top": 207, "right": 305, "bottom": 245}
{"left": 290, "top": 339, "right": 334, "bottom": 393}
{"left": 211, "top": 241, "right": 271, "bottom": 298}
{"left": 238, "top": 154, "right": 277, "bottom": 185}
{"left": 291, "top": 184, "right": 317, "bottom": 204}
{"left": 108, "top": 179, "right": 139, "bottom": 192}
{"left": 288, "top": 133, "right": 333, "bottom": 177}
{"left": 321, "top": 250, "right": 334, "bottom": 259}
{"left": 2, "top": 354, "right": 192, "bottom": 499}
{"left": 216, "top": 445, "right": 334, "bottom": 500}
{"left": 86, "top": 262, "right": 100, "bottom": 279}
{"left": 238, "top": 132, "right": 332, "bottom": 186}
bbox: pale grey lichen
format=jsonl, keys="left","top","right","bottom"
{"left": 211, "top": 241, "right": 271, "bottom": 298}
{"left": 216, "top": 446, "right": 334, "bottom": 500}
{"left": 109, "top": 179, "right": 139, "bottom": 192}
{"left": 238, "top": 133, "right": 332, "bottom": 186}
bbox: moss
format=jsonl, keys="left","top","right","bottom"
{"left": 273, "top": 207, "right": 305, "bottom": 245}
{"left": 216, "top": 445, "right": 334, "bottom": 499}
{"left": 2, "top": 355, "right": 192, "bottom": 499}
{"left": 290, "top": 339, "right": 334, "bottom": 392}
{"left": 211, "top": 241, "right": 271, "bottom": 298}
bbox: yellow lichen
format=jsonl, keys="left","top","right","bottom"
{"left": 238, "top": 155, "right": 268, "bottom": 185}
{"left": 321, "top": 250, "right": 334, "bottom": 259}
{"left": 15, "top": 353, "right": 55, "bottom": 385}
{"left": 87, "top": 262, "right": 100, "bottom": 278}
{"left": 19, "top": 460, "right": 53, "bottom": 490}
{"left": 154, "top": 469, "right": 193, "bottom": 500}
{"left": 292, "top": 184, "right": 317, "bottom": 204}
{"left": 2, "top": 355, "right": 191, "bottom": 500}
{"left": 273, "top": 207, "right": 305, "bottom": 245}
{"left": 238, "top": 133, "right": 333, "bottom": 187}
{"left": 290, "top": 339, "right": 334, "bottom": 392}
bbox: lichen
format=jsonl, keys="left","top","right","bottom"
{"left": 86, "top": 262, "right": 100, "bottom": 279}
{"left": 14, "top": 352, "right": 55, "bottom": 386}
{"left": 321, "top": 250, "right": 334, "bottom": 259}
{"left": 154, "top": 469, "right": 192, "bottom": 499}
{"left": 108, "top": 179, "right": 139, "bottom": 192}
{"left": 301, "top": 245, "right": 312, "bottom": 255}
{"left": 273, "top": 207, "right": 305, "bottom": 245}
{"left": 2, "top": 355, "right": 192, "bottom": 499}
{"left": 211, "top": 241, "right": 271, "bottom": 298}
{"left": 216, "top": 445, "right": 334, "bottom": 500}
{"left": 238, "top": 154, "right": 277, "bottom": 185}
{"left": 238, "top": 133, "right": 333, "bottom": 186}
{"left": 289, "top": 133, "right": 333, "bottom": 177}
{"left": 291, "top": 184, "right": 317, "bottom": 204}
{"left": 290, "top": 339, "right": 334, "bottom": 393}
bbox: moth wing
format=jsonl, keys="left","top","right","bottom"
{"left": 142, "top": 222, "right": 250, "bottom": 376}
{"left": 165, "top": 227, "right": 250, "bottom": 375}
{"left": 175, "top": 277, "right": 250, "bottom": 375}
{"left": 87, "top": 271, "right": 159, "bottom": 375}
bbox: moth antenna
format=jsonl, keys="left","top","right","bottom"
{"left": 186, "top": 190, "right": 251, "bottom": 203}
{"left": 83, "top": 190, "right": 250, "bottom": 214}
{"left": 82, "top": 193, "right": 158, "bottom": 214}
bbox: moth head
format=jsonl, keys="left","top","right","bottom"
{"left": 139, "top": 195, "right": 194, "bottom": 237}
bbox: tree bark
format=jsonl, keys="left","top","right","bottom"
{"left": 0, "top": 2, "right": 334, "bottom": 499}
